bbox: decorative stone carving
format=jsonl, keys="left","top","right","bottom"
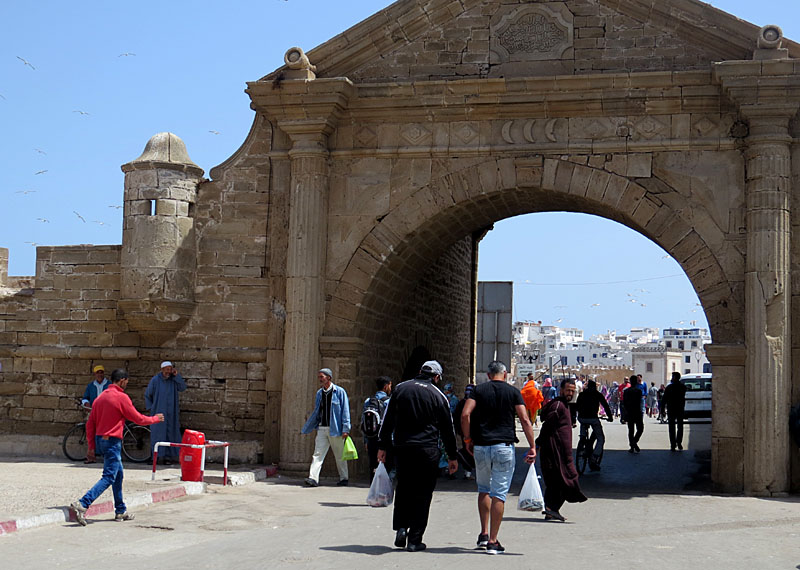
{"left": 490, "top": 3, "right": 574, "bottom": 63}
{"left": 283, "top": 47, "right": 317, "bottom": 80}
{"left": 753, "top": 25, "right": 788, "bottom": 60}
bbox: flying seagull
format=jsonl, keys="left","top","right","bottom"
{"left": 34, "top": 170, "right": 48, "bottom": 175}
{"left": 15, "top": 189, "right": 36, "bottom": 195}
{"left": 590, "top": 303, "right": 600, "bottom": 308}
{"left": 36, "top": 217, "right": 49, "bottom": 223}
{"left": 16, "top": 56, "right": 35, "bottom": 70}
{"left": 208, "top": 130, "right": 220, "bottom": 135}
{"left": 93, "top": 220, "right": 107, "bottom": 226}
{"left": 108, "top": 205, "right": 122, "bottom": 209}
{"left": 73, "top": 110, "right": 90, "bottom": 116}
{"left": 118, "top": 52, "right": 136, "bottom": 57}
{"left": 34, "top": 148, "right": 46, "bottom": 155}
{"left": 73, "top": 211, "right": 86, "bottom": 223}
{"left": 24, "top": 241, "right": 39, "bottom": 246}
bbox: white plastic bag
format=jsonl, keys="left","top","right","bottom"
{"left": 517, "top": 462, "right": 544, "bottom": 511}
{"left": 366, "top": 462, "right": 394, "bottom": 507}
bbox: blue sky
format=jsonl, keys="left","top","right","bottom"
{"left": 1, "top": 0, "right": 796, "bottom": 337}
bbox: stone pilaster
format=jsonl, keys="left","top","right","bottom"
{"left": 715, "top": 46, "right": 800, "bottom": 494}
{"left": 247, "top": 63, "right": 355, "bottom": 472}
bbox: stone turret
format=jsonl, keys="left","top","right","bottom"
{"left": 119, "top": 133, "right": 204, "bottom": 345}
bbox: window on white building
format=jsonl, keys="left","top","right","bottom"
{"left": 691, "top": 341, "right": 698, "bottom": 348}
{"left": 678, "top": 341, "right": 685, "bottom": 350}
{"left": 685, "top": 368, "right": 691, "bottom": 374}
{"left": 672, "top": 363, "right": 677, "bottom": 371}
{"left": 665, "top": 341, "right": 672, "bottom": 348}
{"left": 685, "top": 356, "right": 691, "bottom": 363}
{"left": 646, "top": 362, "right": 653, "bottom": 372}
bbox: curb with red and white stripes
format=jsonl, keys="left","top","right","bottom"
{"left": 0, "top": 465, "right": 278, "bottom": 536}
{"left": 0, "top": 481, "right": 205, "bottom": 536}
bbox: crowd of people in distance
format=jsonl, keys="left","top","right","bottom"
{"left": 298, "top": 361, "right": 689, "bottom": 555}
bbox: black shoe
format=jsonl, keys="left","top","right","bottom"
{"left": 394, "top": 529, "right": 408, "bottom": 548}
{"left": 477, "top": 533, "right": 489, "bottom": 548}
{"left": 486, "top": 541, "right": 505, "bottom": 555}
{"left": 633, "top": 444, "right": 641, "bottom": 453}
{"left": 670, "top": 446, "right": 676, "bottom": 451}
{"left": 677, "top": 443, "right": 683, "bottom": 450}
{"left": 628, "top": 447, "right": 635, "bottom": 454}
{"left": 589, "top": 463, "right": 601, "bottom": 471}
{"left": 407, "top": 542, "right": 426, "bottom": 552}
{"left": 303, "top": 477, "right": 318, "bottom": 487}
{"left": 336, "top": 479, "right": 349, "bottom": 487}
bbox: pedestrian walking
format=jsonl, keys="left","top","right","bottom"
{"left": 461, "top": 361, "right": 536, "bottom": 554}
{"left": 145, "top": 361, "right": 186, "bottom": 465}
{"left": 301, "top": 368, "right": 351, "bottom": 487}
{"left": 536, "top": 378, "right": 587, "bottom": 522}
{"left": 521, "top": 373, "right": 544, "bottom": 426}
{"left": 361, "top": 376, "right": 392, "bottom": 479}
{"left": 623, "top": 375, "right": 644, "bottom": 453}
{"left": 70, "top": 369, "right": 164, "bottom": 526}
{"left": 377, "top": 360, "right": 458, "bottom": 552}
{"left": 662, "top": 372, "right": 687, "bottom": 451}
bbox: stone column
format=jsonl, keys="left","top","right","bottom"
{"left": 247, "top": 58, "right": 355, "bottom": 471}
{"left": 715, "top": 31, "right": 800, "bottom": 494}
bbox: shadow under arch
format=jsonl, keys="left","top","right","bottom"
{"left": 325, "top": 155, "right": 743, "bottom": 351}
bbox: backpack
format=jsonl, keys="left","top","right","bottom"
{"left": 361, "top": 395, "right": 388, "bottom": 438}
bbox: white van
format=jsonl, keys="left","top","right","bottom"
{"left": 681, "top": 373, "right": 712, "bottom": 418}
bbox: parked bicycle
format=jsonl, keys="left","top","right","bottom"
{"left": 62, "top": 399, "right": 152, "bottom": 463}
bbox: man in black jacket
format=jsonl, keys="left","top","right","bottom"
{"left": 622, "top": 375, "right": 644, "bottom": 453}
{"left": 378, "top": 360, "right": 458, "bottom": 552}
{"left": 662, "top": 372, "right": 687, "bottom": 451}
{"left": 575, "top": 379, "right": 613, "bottom": 470}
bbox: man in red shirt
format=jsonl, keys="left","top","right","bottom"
{"left": 70, "top": 369, "right": 164, "bottom": 526}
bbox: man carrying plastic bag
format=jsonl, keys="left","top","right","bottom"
{"left": 366, "top": 462, "right": 394, "bottom": 507}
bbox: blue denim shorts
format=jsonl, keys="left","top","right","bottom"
{"left": 473, "top": 443, "right": 516, "bottom": 502}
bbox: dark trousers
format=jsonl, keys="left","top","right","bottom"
{"left": 627, "top": 414, "right": 644, "bottom": 447}
{"left": 393, "top": 446, "right": 440, "bottom": 544}
{"left": 668, "top": 412, "right": 684, "bottom": 448}
{"left": 366, "top": 437, "right": 394, "bottom": 479}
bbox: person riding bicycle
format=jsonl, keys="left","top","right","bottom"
{"left": 575, "top": 380, "right": 613, "bottom": 471}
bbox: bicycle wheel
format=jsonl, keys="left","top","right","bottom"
{"left": 63, "top": 423, "right": 88, "bottom": 462}
{"left": 575, "top": 438, "right": 588, "bottom": 474}
{"left": 122, "top": 424, "right": 152, "bottom": 463}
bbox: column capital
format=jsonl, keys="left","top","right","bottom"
{"left": 713, "top": 60, "right": 800, "bottom": 127}
{"left": 247, "top": 77, "right": 355, "bottom": 152}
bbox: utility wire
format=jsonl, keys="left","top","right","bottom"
{"left": 516, "top": 274, "right": 684, "bottom": 286}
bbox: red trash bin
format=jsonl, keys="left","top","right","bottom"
{"left": 180, "top": 430, "right": 206, "bottom": 482}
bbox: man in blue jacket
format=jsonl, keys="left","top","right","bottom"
{"left": 301, "top": 368, "right": 351, "bottom": 487}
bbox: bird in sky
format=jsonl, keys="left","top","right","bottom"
{"left": 555, "top": 318, "right": 563, "bottom": 323}
{"left": 590, "top": 303, "right": 600, "bottom": 308}
{"left": 73, "top": 110, "right": 90, "bottom": 116}
{"left": 638, "top": 288, "right": 650, "bottom": 293}
{"left": 662, "top": 254, "right": 670, "bottom": 259}
{"left": 24, "top": 241, "right": 39, "bottom": 246}
{"left": 640, "top": 303, "right": 647, "bottom": 307}
{"left": 16, "top": 56, "right": 35, "bottom": 70}
{"left": 15, "top": 189, "right": 36, "bottom": 195}
{"left": 93, "top": 220, "right": 107, "bottom": 226}
{"left": 34, "top": 170, "right": 48, "bottom": 175}
{"left": 73, "top": 211, "right": 86, "bottom": 223}
{"left": 36, "top": 218, "right": 49, "bottom": 223}
{"left": 628, "top": 299, "right": 637, "bottom": 303}
{"left": 208, "top": 130, "right": 220, "bottom": 135}
{"left": 34, "top": 148, "right": 46, "bottom": 155}
{"left": 118, "top": 52, "right": 136, "bottom": 57}
{"left": 554, "top": 305, "right": 567, "bottom": 309}
{"left": 108, "top": 205, "right": 122, "bottom": 209}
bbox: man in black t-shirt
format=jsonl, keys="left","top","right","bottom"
{"left": 461, "top": 361, "right": 536, "bottom": 555}
{"left": 622, "top": 375, "right": 644, "bottom": 453}
{"left": 662, "top": 372, "right": 687, "bottom": 451}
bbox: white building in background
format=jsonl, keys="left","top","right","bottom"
{"left": 632, "top": 346, "right": 684, "bottom": 387}
{"left": 662, "top": 327, "right": 711, "bottom": 375}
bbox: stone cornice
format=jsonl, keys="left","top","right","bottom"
{"left": 246, "top": 78, "right": 355, "bottom": 127}
{"left": 713, "top": 60, "right": 800, "bottom": 120}
{"left": 249, "top": 71, "right": 729, "bottom": 124}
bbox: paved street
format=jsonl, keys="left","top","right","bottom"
{"left": 2, "top": 417, "right": 798, "bottom": 569}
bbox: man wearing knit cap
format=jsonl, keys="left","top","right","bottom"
{"left": 301, "top": 367, "right": 351, "bottom": 487}
{"left": 145, "top": 361, "right": 186, "bottom": 465}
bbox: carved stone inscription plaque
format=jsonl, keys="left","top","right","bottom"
{"left": 490, "top": 3, "right": 574, "bottom": 63}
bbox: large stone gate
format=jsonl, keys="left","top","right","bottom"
{"left": 1, "top": 0, "right": 799, "bottom": 495}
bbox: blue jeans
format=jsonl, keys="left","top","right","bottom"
{"left": 80, "top": 437, "right": 126, "bottom": 514}
{"left": 473, "top": 443, "right": 515, "bottom": 502}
